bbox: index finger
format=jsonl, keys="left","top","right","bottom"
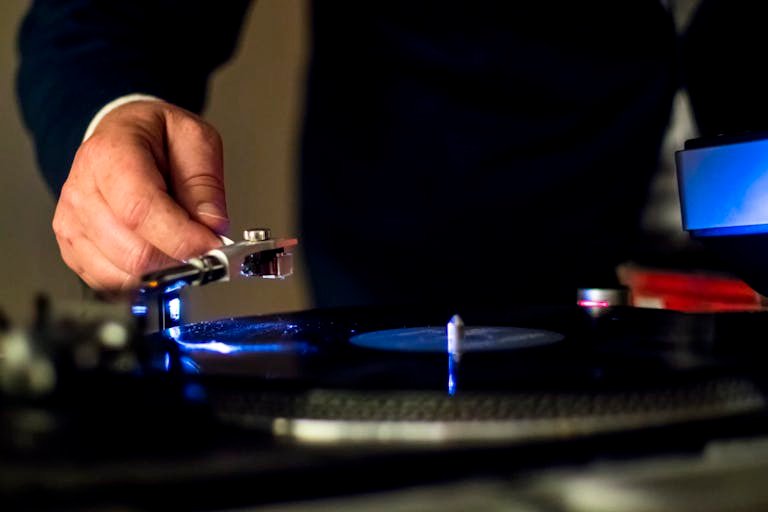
{"left": 95, "top": 139, "right": 222, "bottom": 261}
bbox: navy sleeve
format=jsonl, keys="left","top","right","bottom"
{"left": 16, "top": 0, "right": 252, "bottom": 195}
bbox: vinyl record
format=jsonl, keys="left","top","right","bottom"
{"left": 144, "top": 305, "right": 768, "bottom": 444}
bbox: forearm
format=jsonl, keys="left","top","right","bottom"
{"left": 16, "top": 0, "right": 252, "bottom": 195}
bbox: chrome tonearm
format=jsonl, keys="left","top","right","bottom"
{"left": 136, "top": 228, "right": 298, "bottom": 329}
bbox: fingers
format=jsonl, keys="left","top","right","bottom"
{"left": 71, "top": 180, "right": 178, "bottom": 277}
{"left": 67, "top": 237, "right": 134, "bottom": 291}
{"left": 93, "top": 141, "right": 222, "bottom": 262}
{"left": 53, "top": 101, "right": 228, "bottom": 291}
{"left": 165, "top": 111, "right": 230, "bottom": 234}
{"left": 53, "top": 204, "right": 133, "bottom": 290}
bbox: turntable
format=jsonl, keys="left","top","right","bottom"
{"left": 147, "top": 300, "right": 768, "bottom": 446}
{"left": 106, "top": 228, "right": 762, "bottom": 446}
{"left": 4, "top": 293, "right": 768, "bottom": 510}
{"left": 5, "top": 209, "right": 768, "bottom": 510}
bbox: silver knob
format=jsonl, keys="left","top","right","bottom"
{"left": 577, "top": 288, "right": 630, "bottom": 308}
{"left": 243, "top": 228, "right": 271, "bottom": 242}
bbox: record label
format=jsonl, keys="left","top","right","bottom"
{"left": 349, "top": 326, "right": 563, "bottom": 352}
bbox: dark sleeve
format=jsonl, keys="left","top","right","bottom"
{"left": 16, "top": 0, "right": 253, "bottom": 196}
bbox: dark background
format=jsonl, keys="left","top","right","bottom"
{"left": 0, "top": 1, "right": 699, "bottom": 322}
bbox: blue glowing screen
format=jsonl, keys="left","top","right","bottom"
{"left": 677, "top": 139, "right": 768, "bottom": 236}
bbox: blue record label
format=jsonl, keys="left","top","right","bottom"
{"left": 350, "top": 326, "right": 563, "bottom": 352}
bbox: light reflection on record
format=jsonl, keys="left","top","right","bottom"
{"left": 163, "top": 318, "right": 316, "bottom": 356}
{"left": 173, "top": 339, "right": 316, "bottom": 355}
{"left": 350, "top": 326, "right": 563, "bottom": 352}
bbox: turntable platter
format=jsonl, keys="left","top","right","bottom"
{"left": 144, "top": 305, "right": 768, "bottom": 444}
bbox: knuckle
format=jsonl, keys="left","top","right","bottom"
{"left": 180, "top": 172, "right": 225, "bottom": 192}
{"left": 52, "top": 208, "right": 75, "bottom": 239}
{"left": 182, "top": 115, "right": 222, "bottom": 149}
{"left": 125, "top": 241, "right": 155, "bottom": 277}
{"left": 74, "top": 134, "right": 106, "bottom": 166}
{"left": 60, "top": 169, "right": 94, "bottom": 216}
{"left": 64, "top": 185, "right": 83, "bottom": 211}
{"left": 168, "top": 236, "right": 192, "bottom": 261}
{"left": 57, "top": 239, "right": 83, "bottom": 276}
{"left": 120, "top": 194, "right": 153, "bottom": 231}
{"left": 201, "top": 123, "right": 223, "bottom": 151}
{"left": 124, "top": 243, "right": 150, "bottom": 277}
{"left": 51, "top": 212, "right": 65, "bottom": 237}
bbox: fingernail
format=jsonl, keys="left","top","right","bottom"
{"left": 196, "top": 202, "right": 228, "bottom": 222}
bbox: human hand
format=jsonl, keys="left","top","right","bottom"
{"left": 53, "top": 101, "right": 229, "bottom": 291}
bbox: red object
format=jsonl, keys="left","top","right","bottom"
{"left": 619, "top": 265, "right": 765, "bottom": 313}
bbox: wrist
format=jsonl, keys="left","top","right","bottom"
{"left": 83, "top": 94, "right": 163, "bottom": 142}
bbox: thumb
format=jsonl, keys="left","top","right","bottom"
{"left": 164, "top": 112, "right": 230, "bottom": 235}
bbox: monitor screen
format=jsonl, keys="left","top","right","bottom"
{"left": 677, "top": 138, "right": 768, "bottom": 237}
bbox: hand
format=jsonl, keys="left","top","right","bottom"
{"left": 53, "top": 100, "right": 229, "bottom": 291}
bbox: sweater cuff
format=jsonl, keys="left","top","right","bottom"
{"left": 83, "top": 93, "right": 162, "bottom": 141}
